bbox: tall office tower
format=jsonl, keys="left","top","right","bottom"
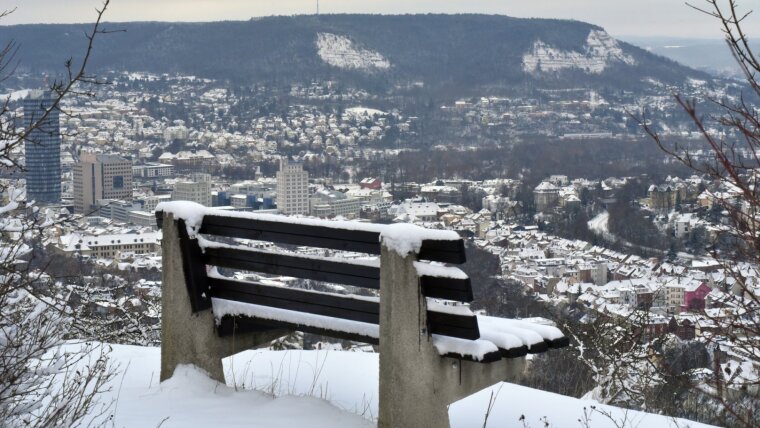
{"left": 172, "top": 173, "right": 212, "bottom": 206}
{"left": 24, "top": 90, "right": 61, "bottom": 204}
{"left": 276, "top": 158, "right": 309, "bottom": 215}
{"left": 73, "top": 153, "right": 133, "bottom": 214}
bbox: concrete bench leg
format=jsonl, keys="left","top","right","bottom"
{"left": 378, "top": 244, "right": 525, "bottom": 428}
{"left": 160, "top": 214, "right": 285, "bottom": 383}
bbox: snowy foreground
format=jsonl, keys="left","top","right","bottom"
{"left": 98, "top": 344, "right": 713, "bottom": 427}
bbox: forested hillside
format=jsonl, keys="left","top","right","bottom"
{"left": 0, "top": 14, "right": 705, "bottom": 94}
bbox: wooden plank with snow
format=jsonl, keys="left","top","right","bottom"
{"left": 201, "top": 243, "right": 473, "bottom": 300}
{"left": 156, "top": 205, "right": 467, "bottom": 264}
{"left": 157, "top": 202, "right": 570, "bottom": 428}
{"left": 203, "top": 245, "right": 381, "bottom": 289}
{"left": 209, "top": 276, "right": 482, "bottom": 342}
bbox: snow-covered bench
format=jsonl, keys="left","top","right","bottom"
{"left": 157, "top": 201, "right": 568, "bottom": 427}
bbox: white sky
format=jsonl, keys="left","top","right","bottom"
{"left": 1, "top": 0, "right": 758, "bottom": 38}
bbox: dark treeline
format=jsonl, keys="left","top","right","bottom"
{"left": 351, "top": 137, "right": 697, "bottom": 187}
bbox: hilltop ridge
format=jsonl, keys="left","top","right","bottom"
{"left": 0, "top": 14, "right": 706, "bottom": 94}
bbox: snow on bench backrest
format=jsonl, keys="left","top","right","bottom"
{"left": 156, "top": 201, "right": 466, "bottom": 263}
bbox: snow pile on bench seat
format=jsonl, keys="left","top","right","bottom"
{"left": 426, "top": 300, "right": 474, "bottom": 316}
{"left": 477, "top": 329, "right": 525, "bottom": 351}
{"left": 479, "top": 316, "right": 565, "bottom": 342}
{"left": 431, "top": 335, "right": 499, "bottom": 362}
{"left": 477, "top": 316, "right": 544, "bottom": 350}
{"left": 157, "top": 201, "right": 208, "bottom": 236}
{"left": 212, "top": 298, "right": 380, "bottom": 339}
{"left": 414, "top": 261, "right": 468, "bottom": 279}
{"left": 477, "top": 316, "right": 566, "bottom": 352}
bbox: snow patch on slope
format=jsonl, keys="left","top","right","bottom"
{"left": 523, "top": 30, "right": 635, "bottom": 75}
{"left": 587, "top": 211, "right": 610, "bottom": 236}
{"left": 316, "top": 33, "right": 390, "bottom": 71}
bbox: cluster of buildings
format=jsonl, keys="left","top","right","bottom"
{"left": 646, "top": 175, "right": 703, "bottom": 212}
{"left": 438, "top": 77, "right": 740, "bottom": 140}
{"left": 476, "top": 225, "right": 757, "bottom": 341}
{"left": 532, "top": 175, "right": 589, "bottom": 213}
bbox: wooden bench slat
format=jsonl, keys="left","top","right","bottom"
{"left": 208, "top": 277, "right": 481, "bottom": 342}
{"left": 203, "top": 246, "right": 380, "bottom": 289}
{"left": 209, "top": 277, "right": 379, "bottom": 324}
{"left": 157, "top": 210, "right": 467, "bottom": 264}
{"left": 216, "top": 315, "right": 380, "bottom": 345}
{"left": 417, "top": 239, "right": 467, "bottom": 264}
{"left": 201, "top": 215, "right": 382, "bottom": 254}
{"left": 546, "top": 336, "right": 570, "bottom": 349}
{"left": 203, "top": 245, "right": 474, "bottom": 301}
{"left": 498, "top": 345, "right": 529, "bottom": 359}
{"left": 440, "top": 350, "right": 503, "bottom": 363}
{"left": 419, "top": 276, "right": 473, "bottom": 302}
{"left": 176, "top": 219, "right": 212, "bottom": 312}
{"left": 426, "top": 310, "right": 480, "bottom": 340}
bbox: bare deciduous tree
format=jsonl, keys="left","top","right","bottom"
{"left": 628, "top": 1, "right": 760, "bottom": 426}
{"left": 0, "top": 2, "right": 118, "bottom": 426}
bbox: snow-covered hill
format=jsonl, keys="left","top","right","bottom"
{"left": 0, "top": 15, "right": 706, "bottom": 93}
{"left": 96, "top": 344, "right": 714, "bottom": 427}
{"left": 523, "top": 30, "right": 636, "bottom": 75}
{"left": 316, "top": 33, "right": 391, "bottom": 72}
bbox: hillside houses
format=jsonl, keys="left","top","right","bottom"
{"left": 478, "top": 225, "right": 758, "bottom": 335}
{"left": 647, "top": 176, "right": 702, "bottom": 212}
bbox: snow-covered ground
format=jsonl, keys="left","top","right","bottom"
{"left": 316, "top": 33, "right": 390, "bottom": 71}
{"left": 587, "top": 211, "right": 611, "bottom": 238}
{"left": 95, "top": 344, "right": 713, "bottom": 427}
{"left": 344, "top": 107, "right": 387, "bottom": 118}
{"left": 523, "top": 30, "right": 635, "bottom": 75}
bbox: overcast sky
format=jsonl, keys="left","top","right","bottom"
{"left": 1, "top": 0, "right": 757, "bottom": 38}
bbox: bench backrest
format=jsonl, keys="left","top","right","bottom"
{"left": 156, "top": 208, "right": 479, "bottom": 346}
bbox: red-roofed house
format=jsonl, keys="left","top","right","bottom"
{"left": 359, "top": 178, "right": 382, "bottom": 190}
{"left": 682, "top": 282, "right": 711, "bottom": 312}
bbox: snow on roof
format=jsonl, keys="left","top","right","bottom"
{"left": 534, "top": 181, "right": 559, "bottom": 192}
{"left": 59, "top": 231, "right": 161, "bottom": 252}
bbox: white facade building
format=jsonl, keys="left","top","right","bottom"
{"left": 133, "top": 163, "right": 174, "bottom": 178}
{"left": 276, "top": 158, "right": 309, "bottom": 215}
{"left": 172, "top": 173, "right": 212, "bottom": 207}
{"left": 309, "top": 190, "right": 362, "bottom": 219}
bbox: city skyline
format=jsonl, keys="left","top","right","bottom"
{"left": 0, "top": 0, "right": 754, "bottom": 39}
